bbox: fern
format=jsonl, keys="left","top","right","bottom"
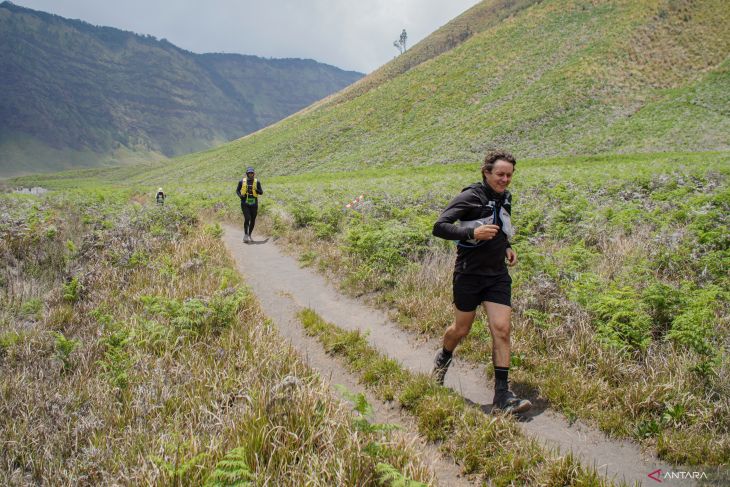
{"left": 335, "top": 384, "right": 373, "bottom": 417}
{"left": 62, "top": 276, "right": 81, "bottom": 303}
{"left": 375, "top": 462, "right": 427, "bottom": 487}
{"left": 205, "top": 447, "right": 254, "bottom": 487}
{"left": 335, "top": 384, "right": 398, "bottom": 433}
{"left": 53, "top": 331, "right": 79, "bottom": 371}
{"left": 151, "top": 451, "right": 209, "bottom": 481}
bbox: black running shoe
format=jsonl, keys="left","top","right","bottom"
{"left": 431, "top": 349, "right": 452, "bottom": 385}
{"left": 493, "top": 389, "right": 532, "bottom": 414}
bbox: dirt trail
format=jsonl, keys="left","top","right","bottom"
{"left": 222, "top": 225, "right": 689, "bottom": 487}
{"left": 223, "top": 227, "right": 470, "bottom": 486}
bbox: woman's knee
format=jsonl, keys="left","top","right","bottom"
{"left": 448, "top": 321, "right": 472, "bottom": 339}
{"left": 490, "top": 321, "right": 511, "bottom": 340}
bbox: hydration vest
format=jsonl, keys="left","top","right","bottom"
{"left": 243, "top": 177, "right": 259, "bottom": 204}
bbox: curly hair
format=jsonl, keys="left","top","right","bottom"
{"left": 481, "top": 150, "right": 516, "bottom": 177}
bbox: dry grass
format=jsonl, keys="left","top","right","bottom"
{"left": 0, "top": 194, "right": 435, "bottom": 485}
{"left": 298, "top": 308, "right": 626, "bottom": 486}
{"left": 263, "top": 183, "right": 730, "bottom": 465}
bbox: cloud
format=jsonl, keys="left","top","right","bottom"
{"left": 12, "top": 0, "right": 480, "bottom": 73}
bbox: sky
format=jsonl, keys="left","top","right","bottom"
{"left": 11, "top": 0, "right": 482, "bottom": 73}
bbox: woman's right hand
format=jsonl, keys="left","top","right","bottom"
{"left": 473, "top": 224, "right": 500, "bottom": 241}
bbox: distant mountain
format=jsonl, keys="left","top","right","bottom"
{"left": 0, "top": 1, "right": 363, "bottom": 177}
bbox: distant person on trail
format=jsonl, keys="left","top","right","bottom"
{"left": 156, "top": 187, "right": 165, "bottom": 205}
{"left": 431, "top": 150, "right": 531, "bottom": 415}
{"left": 236, "top": 167, "right": 263, "bottom": 243}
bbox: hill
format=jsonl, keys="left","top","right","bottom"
{"left": 0, "top": 1, "right": 362, "bottom": 177}
{"left": 91, "top": 0, "right": 727, "bottom": 185}
{"left": 4, "top": 0, "right": 729, "bottom": 475}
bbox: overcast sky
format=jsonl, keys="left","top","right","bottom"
{"left": 12, "top": 0, "right": 481, "bottom": 73}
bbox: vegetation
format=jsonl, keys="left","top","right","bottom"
{"left": 0, "top": 1, "right": 362, "bottom": 177}
{"left": 298, "top": 308, "right": 624, "bottom": 486}
{"left": 0, "top": 191, "right": 433, "bottom": 485}
{"left": 3, "top": 0, "right": 729, "bottom": 482}
{"left": 250, "top": 150, "right": 729, "bottom": 465}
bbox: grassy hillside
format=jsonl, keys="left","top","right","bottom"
{"left": 313, "top": 0, "right": 541, "bottom": 109}
{"left": 4, "top": 0, "right": 730, "bottom": 479}
{"left": 68, "top": 0, "right": 727, "bottom": 185}
{"left": 0, "top": 2, "right": 362, "bottom": 177}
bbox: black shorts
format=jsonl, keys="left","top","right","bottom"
{"left": 453, "top": 272, "right": 512, "bottom": 311}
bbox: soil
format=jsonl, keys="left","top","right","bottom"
{"left": 223, "top": 225, "right": 691, "bottom": 487}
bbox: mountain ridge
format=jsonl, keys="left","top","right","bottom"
{"left": 0, "top": 1, "right": 363, "bottom": 177}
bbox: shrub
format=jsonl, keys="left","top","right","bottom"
{"left": 128, "top": 249, "right": 148, "bottom": 268}
{"left": 53, "top": 331, "right": 79, "bottom": 372}
{"left": 312, "top": 205, "right": 344, "bottom": 239}
{"left": 99, "top": 326, "right": 132, "bottom": 390}
{"left": 203, "top": 222, "right": 224, "bottom": 238}
{"left": 667, "top": 285, "right": 722, "bottom": 358}
{"left": 590, "top": 286, "right": 653, "bottom": 352}
{"left": 20, "top": 298, "right": 43, "bottom": 317}
{"left": 140, "top": 289, "right": 247, "bottom": 337}
{"left": 345, "top": 220, "right": 430, "bottom": 276}
{"left": 642, "top": 281, "right": 684, "bottom": 337}
{"left": 0, "top": 332, "right": 22, "bottom": 358}
{"left": 62, "top": 276, "right": 81, "bottom": 303}
{"left": 291, "top": 202, "right": 318, "bottom": 228}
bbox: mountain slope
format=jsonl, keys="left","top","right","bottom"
{"left": 109, "top": 0, "right": 728, "bottom": 185}
{"left": 0, "top": 1, "right": 362, "bottom": 177}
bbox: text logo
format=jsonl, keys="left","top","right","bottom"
{"left": 648, "top": 469, "right": 663, "bottom": 482}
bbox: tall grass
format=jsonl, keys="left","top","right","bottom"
{"left": 253, "top": 151, "right": 730, "bottom": 465}
{"left": 0, "top": 191, "right": 434, "bottom": 485}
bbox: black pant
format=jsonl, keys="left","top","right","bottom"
{"left": 242, "top": 203, "right": 258, "bottom": 236}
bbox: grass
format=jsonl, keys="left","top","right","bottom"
{"left": 3, "top": 0, "right": 729, "bottom": 478}
{"left": 298, "top": 307, "right": 626, "bottom": 486}
{"left": 13, "top": 0, "right": 727, "bottom": 187}
{"left": 241, "top": 150, "right": 730, "bottom": 465}
{"left": 0, "top": 191, "right": 435, "bottom": 485}
{"left": 6, "top": 149, "right": 729, "bottom": 468}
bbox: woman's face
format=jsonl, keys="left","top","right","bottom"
{"left": 484, "top": 159, "right": 514, "bottom": 193}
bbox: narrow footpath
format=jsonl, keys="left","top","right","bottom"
{"left": 222, "top": 225, "right": 688, "bottom": 487}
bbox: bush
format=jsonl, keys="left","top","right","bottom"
{"left": 140, "top": 289, "right": 248, "bottom": 337}
{"left": 312, "top": 205, "right": 344, "bottom": 239}
{"left": 20, "top": 298, "right": 43, "bottom": 317}
{"left": 642, "top": 281, "right": 684, "bottom": 337}
{"left": 53, "top": 331, "right": 79, "bottom": 372}
{"left": 99, "top": 326, "right": 132, "bottom": 389}
{"left": 590, "top": 286, "right": 653, "bottom": 352}
{"left": 345, "top": 220, "right": 430, "bottom": 276}
{"left": 203, "top": 223, "right": 223, "bottom": 238}
{"left": 291, "top": 202, "right": 318, "bottom": 228}
{"left": 667, "top": 285, "right": 722, "bottom": 358}
{"left": 62, "top": 277, "right": 81, "bottom": 303}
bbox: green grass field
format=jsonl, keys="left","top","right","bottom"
{"left": 3, "top": 0, "right": 729, "bottom": 482}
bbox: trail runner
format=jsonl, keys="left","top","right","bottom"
{"left": 431, "top": 150, "right": 531, "bottom": 414}
{"left": 236, "top": 167, "right": 264, "bottom": 243}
